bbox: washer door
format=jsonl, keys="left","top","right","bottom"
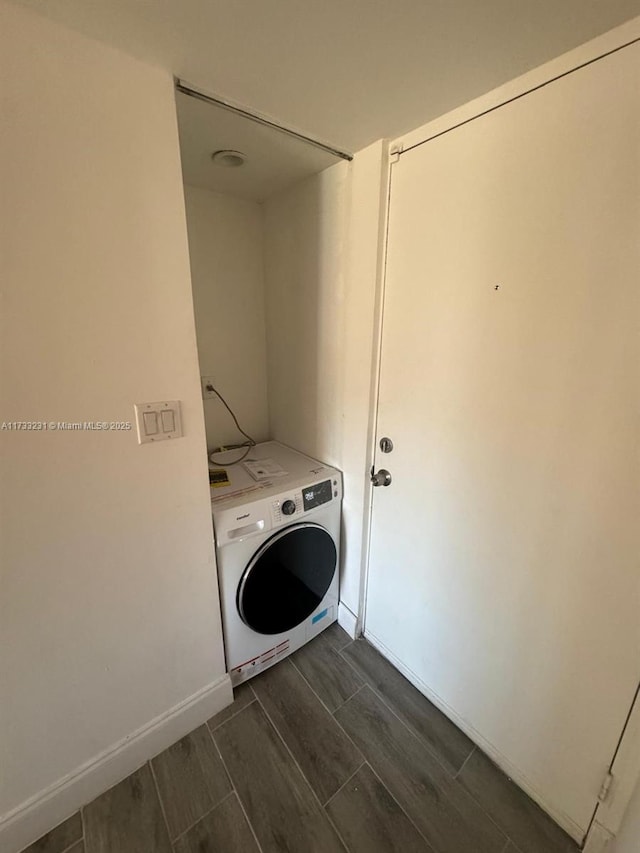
{"left": 237, "top": 522, "right": 337, "bottom": 635}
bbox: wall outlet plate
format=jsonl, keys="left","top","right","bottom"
{"left": 201, "top": 376, "right": 217, "bottom": 399}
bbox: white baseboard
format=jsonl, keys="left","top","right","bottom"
{"left": 1, "top": 675, "right": 233, "bottom": 853}
{"left": 363, "top": 628, "right": 584, "bottom": 844}
{"left": 338, "top": 601, "right": 359, "bottom": 639}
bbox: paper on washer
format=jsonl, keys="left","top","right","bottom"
{"left": 243, "top": 458, "right": 288, "bottom": 481}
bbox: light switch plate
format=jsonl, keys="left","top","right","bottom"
{"left": 134, "top": 401, "right": 183, "bottom": 444}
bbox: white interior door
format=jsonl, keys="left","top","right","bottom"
{"left": 365, "top": 42, "right": 639, "bottom": 839}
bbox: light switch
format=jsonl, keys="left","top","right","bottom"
{"left": 161, "top": 409, "right": 175, "bottom": 433}
{"left": 143, "top": 411, "right": 158, "bottom": 435}
{"left": 135, "top": 401, "right": 183, "bottom": 444}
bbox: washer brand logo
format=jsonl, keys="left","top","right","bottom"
{"left": 236, "top": 513, "right": 250, "bottom": 521}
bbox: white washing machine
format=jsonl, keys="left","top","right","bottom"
{"left": 211, "top": 441, "right": 342, "bottom": 685}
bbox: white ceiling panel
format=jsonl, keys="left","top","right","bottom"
{"left": 176, "top": 90, "right": 341, "bottom": 201}
{"left": 11, "top": 0, "right": 640, "bottom": 152}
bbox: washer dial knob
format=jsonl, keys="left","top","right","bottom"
{"left": 282, "top": 499, "right": 296, "bottom": 516}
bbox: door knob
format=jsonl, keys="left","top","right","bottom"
{"left": 371, "top": 468, "right": 392, "bottom": 487}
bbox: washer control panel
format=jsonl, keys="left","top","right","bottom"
{"left": 272, "top": 492, "right": 303, "bottom": 524}
{"left": 271, "top": 475, "right": 341, "bottom": 527}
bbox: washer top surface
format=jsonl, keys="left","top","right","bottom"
{"left": 209, "top": 441, "right": 341, "bottom": 516}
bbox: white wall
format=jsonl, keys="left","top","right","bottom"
{"left": 614, "top": 776, "right": 640, "bottom": 853}
{"left": 263, "top": 162, "right": 349, "bottom": 463}
{"left": 0, "top": 6, "right": 230, "bottom": 851}
{"left": 263, "top": 144, "right": 387, "bottom": 625}
{"left": 184, "top": 185, "right": 270, "bottom": 450}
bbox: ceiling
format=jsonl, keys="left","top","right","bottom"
{"left": 176, "top": 91, "right": 342, "bottom": 201}
{"left": 14, "top": 0, "right": 640, "bottom": 154}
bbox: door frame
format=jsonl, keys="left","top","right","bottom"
{"left": 359, "top": 16, "right": 640, "bottom": 851}
{"left": 583, "top": 687, "right": 640, "bottom": 852}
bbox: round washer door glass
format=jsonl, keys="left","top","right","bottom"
{"left": 238, "top": 522, "right": 336, "bottom": 635}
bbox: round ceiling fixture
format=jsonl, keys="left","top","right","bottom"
{"left": 211, "top": 149, "right": 247, "bottom": 168}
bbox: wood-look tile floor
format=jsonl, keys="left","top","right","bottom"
{"left": 22, "top": 624, "right": 580, "bottom": 853}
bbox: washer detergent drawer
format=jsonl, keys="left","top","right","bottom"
{"left": 226, "top": 519, "right": 265, "bottom": 540}
{"left": 214, "top": 498, "right": 274, "bottom": 546}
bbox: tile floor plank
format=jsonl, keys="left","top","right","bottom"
{"left": 335, "top": 686, "right": 507, "bottom": 853}
{"left": 326, "top": 763, "right": 433, "bottom": 853}
{"left": 457, "top": 749, "right": 578, "bottom": 853}
{"left": 321, "top": 622, "right": 353, "bottom": 652}
{"left": 151, "top": 725, "right": 231, "bottom": 839}
{"left": 214, "top": 701, "right": 346, "bottom": 853}
{"left": 207, "top": 682, "right": 255, "bottom": 731}
{"left": 252, "top": 658, "right": 363, "bottom": 803}
{"left": 173, "top": 793, "right": 259, "bottom": 853}
{"left": 342, "top": 639, "right": 474, "bottom": 774}
{"left": 83, "top": 763, "right": 171, "bottom": 853}
{"left": 20, "top": 813, "right": 82, "bottom": 853}
{"left": 292, "top": 628, "right": 363, "bottom": 712}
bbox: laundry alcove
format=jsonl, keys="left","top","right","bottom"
{"left": 174, "top": 84, "right": 379, "bottom": 638}
{"left": 176, "top": 85, "right": 348, "bottom": 457}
